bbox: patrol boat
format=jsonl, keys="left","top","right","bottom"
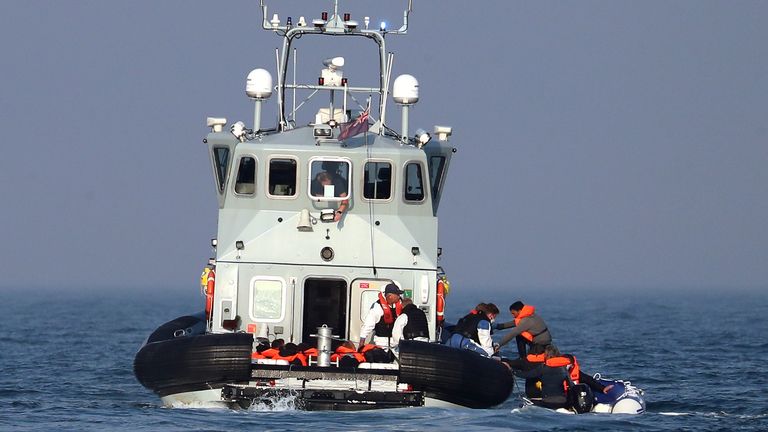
{"left": 134, "top": 0, "right": 514, "bottom": 410}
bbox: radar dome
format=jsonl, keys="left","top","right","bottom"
{"left": 393, "top": 74, "right": 419, "bottom": 105}
{"left": 246, "top": 68, "right": 273, "bottom": 99}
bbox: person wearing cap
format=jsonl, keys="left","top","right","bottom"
{"left": 358, "top": 283, "right": 404, "bottom": 351}
{"left": 495, "top": 301, "right": 552, "bottom": 359}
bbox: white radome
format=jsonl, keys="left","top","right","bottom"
{"left": 246, "top": 68, "right": 273, "bottom": 99}
{"left": 393, "top": 74, "right": 419, "bottom": 104}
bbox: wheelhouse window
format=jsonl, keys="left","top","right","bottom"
{"left": 213, "top": 146, "right": 230, "bottom": 193}
{"left": 234, "top": 156, "right": 256, "bottom": 196}
{"left": 249, "top": 278, "right": 285, "bottom": 322}
{"left": 404, "top": 162, "right": 425, "bottom": 202}
{"left": 309, "top": 159, "right": 350, "bottom": 200}
{"left": 363, "top": 161, "right": 392, "bottom": 200}
{"left": 428, "top": 156, "right": 446, "bottom": 201}
{"left": 268, "top": 158, "right": 297, "bottom": 197}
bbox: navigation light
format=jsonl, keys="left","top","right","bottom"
{"left": 320, "top": 210, "right": 336, "bottom": 223}
{"left": 380, "top": 21, "right": 387, "bottom": 32}
{"left": 414, "top": 129, "right": 431, "bottom": 147}
{"left": 434, "top": 125, "right": 453, "bottom": 141}
{"left": 313, "top": 124, "right": 332, "bottom": 138}
{"left": 231, "top": 121, "right": 247, "bottom": 141}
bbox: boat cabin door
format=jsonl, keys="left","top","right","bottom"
{"left": 348, "top": 279, "right": 393, "bottom": 343}
{"left": 302, "top": 278, "right": 347, "bottom": 345}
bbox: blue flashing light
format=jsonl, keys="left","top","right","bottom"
{"left": 380, "top": 21, "right": 387, "bottom": 31}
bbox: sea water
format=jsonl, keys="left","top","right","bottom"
{"left": 1, "top": 286, "right": 766, "bottom": 431}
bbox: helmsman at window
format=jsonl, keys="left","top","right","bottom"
{"left": 358, "top": 283, "right": 404, "bottom": 350}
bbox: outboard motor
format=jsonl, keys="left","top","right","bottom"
{"left": 569, "top": 383, "right": 595, "bottom": 414}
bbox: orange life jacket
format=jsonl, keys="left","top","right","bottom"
{"left": 378, "top": 292, "right": 402, "bottom": 325}
{"left": 359, "top": 344, "right": 379, "bottom": 354}
{"left": 260, "top": 348, "right": 280, "bottom": 359}
{"left": 545, "top": 355, "right": 580, "bottom": 384}
{"left": 273, "top": 352, "right": 308, "bottom": 366}
{"left": 526, "top": 352, "right": 547, "bottom": 363}
{"left": 514, "top": 305, "right": 537, "bottom": 342}
{"left": 303, "top": 347, "right": 319, "bottom": 357}
{"left": 330, "top": 345, "right": 366, "bottom": 363}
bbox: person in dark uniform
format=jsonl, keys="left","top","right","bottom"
{"left": 445, "top": 303, "right": 500, "bottom": 357}
{"left": 391, "top": 298, "right": 430, "bottom": 351}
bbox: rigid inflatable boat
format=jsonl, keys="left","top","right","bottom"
{"left": 134, "top": 314, "right": 514, "bottom": 410}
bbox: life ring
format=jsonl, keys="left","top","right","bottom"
{"left": 204, "top": 269, "right": 215, "bottom": 320}
{"left": 436, "top": 278, "right": 447, "bottom": 324}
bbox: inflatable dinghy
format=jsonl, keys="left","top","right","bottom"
{"left": 521, "top": 375, "right": 645, "bottom": 415}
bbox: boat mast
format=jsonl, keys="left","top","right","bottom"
{"left": 258, "top": 0, "right": 412, "bottom": 132}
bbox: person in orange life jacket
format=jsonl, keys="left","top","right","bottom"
{"left": 331, "top": 341, "right": 367, "bottom": 367}
{"left": 445, "top": 303, "right": 500, "bottom": 357}
{"left": 510, "top": 345, "right": 614, "bottom": 409}
{"left": 273, "top": 342, "right": 308, "bottom": 366}
{"left": 358, "top": 283, "right": 404, "bottom": 351}
{"left": 494, "top": 301, "right": 552, "bottom": 358}
{"left": 391, "top": 298, "right": 430, "bottom": 353}
{"left": 257, "top": 338, "right": 285, "bottom": 359}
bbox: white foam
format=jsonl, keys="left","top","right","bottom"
{"left": 248, "top": 393, "right": 299, "bottom": 411}
{"left": 166, "top": 400, "right": 230, "bottom": 410}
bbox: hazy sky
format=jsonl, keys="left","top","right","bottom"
{"left": 1, "top": 1, "right": 766, "bottom": 292}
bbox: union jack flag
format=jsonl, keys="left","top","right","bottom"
{"left": 338, "top": 108, "right": 370, "bottom": 140}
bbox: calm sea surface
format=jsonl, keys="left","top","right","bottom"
{"left": 2, "top": 286, "right": 766, "bottom": 431}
